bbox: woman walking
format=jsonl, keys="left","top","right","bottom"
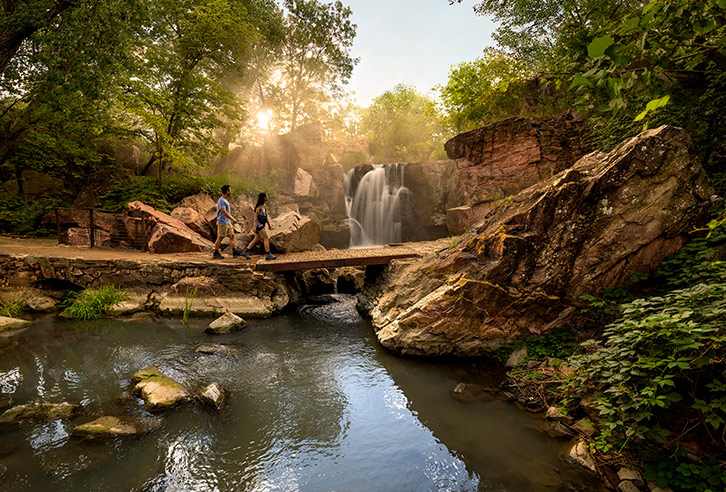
{"left": 241, "top": 192, "right": 277, "bottom": 260}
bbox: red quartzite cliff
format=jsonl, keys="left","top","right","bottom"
{"left": 363, "top": 125, "right": 716, "bottom": 356}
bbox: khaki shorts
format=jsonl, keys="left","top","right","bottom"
{"left": 217, "top": 223, "right": 234, "bottom": 237}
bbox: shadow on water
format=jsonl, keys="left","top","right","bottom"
{"left": 0, "top": 306, "right": 605, "bottom": 492}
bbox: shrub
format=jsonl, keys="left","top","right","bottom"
{"left": 0, "top": 195, "right": 71, "bottom": 236}
{"left": 567, "top": 282, "right": 726, "bottom": 454}
{"left": 100, "top": 172, "right": 283, "bottom": 213}
{"left": 0, "top": 298, "right": 26, "bottom": 317}
{"left": 61, "top": 285, "right": 129, "bottom": 320}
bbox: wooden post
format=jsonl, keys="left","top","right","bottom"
{"left": 56, "top": 208, "right": 60, "bottom": 244}
{"left": 89, "top": 209, "right": 95, "bottom": 248}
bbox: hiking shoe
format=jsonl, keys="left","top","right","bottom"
{"left": 232, "top": 248, "right": 242, "bottom": 258}
{"left": 241, "top": 248, "right": 250, "bottom": 260}
{"left": 265, "top": 252, "right": 277, "bottom": 260}
{"left": 212, "top": 250, "right": 223, "bottom": 259}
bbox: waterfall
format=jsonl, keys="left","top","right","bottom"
{"left": 344, "top": 163, "right": 410, "bottom": 248}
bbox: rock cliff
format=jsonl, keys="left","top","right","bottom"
{"left": 363, "top": 126, "right": 715, "bottom": 356}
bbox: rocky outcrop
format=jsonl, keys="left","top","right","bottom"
{"left": 269, "top": 211, "right": 322, "bottom": 253}
{"left": 444, "top": 113, "right": 590, "bottom": 231}
{"left": 128, "top": 201, "right": 214, "bottom": 253}
{"left": 363, "top": 126, "right": 714, "bottom": 356}
{"left": 132, "top": 366, "right": 191, "bottom": 411}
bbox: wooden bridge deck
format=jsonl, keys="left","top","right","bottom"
{"left": 254, "top": 246, "right": 421, "bottom": 272}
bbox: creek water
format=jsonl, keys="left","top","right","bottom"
{"left": 0, "top": 300, "right": 604, "bottom": 492}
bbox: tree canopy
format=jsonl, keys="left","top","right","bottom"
{"left": 362, "top": 84, "right": 447, "bottom": 163}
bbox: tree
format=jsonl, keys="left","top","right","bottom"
{"left": 0, "top": 0, "right": 145, "bottom": 195}
{"left": 451, "top": 0, "right": 643, "bottom": 69}
{"left": 0, "top": 0, "right": 78, "bottom": 74}
{"left": 362, "top": 84, "right": 448, "bottom": 163}
{"left": 439, "top": 48, "right": 532, "bottom": 131}
{"left": 124, "top": 0, "right": 283, "bottom": 181}
{"left": 258, "top": 0, "right": 357, "bottom": 132}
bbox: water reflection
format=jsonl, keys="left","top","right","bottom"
{"left": 0, "top": 313, "right": 603, "bottom": 492}
{"left": 0, "top": 366, "right": 22, "bottom": 393}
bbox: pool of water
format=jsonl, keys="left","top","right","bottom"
{"left": 0, "top": 300, "right": 604, "bottom": 492}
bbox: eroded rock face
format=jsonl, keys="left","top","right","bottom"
{"left": 364, "top": 126, "right": 714, "bottom": 356}
{"left": 444, "top": 114, "right": 590, "bottom": 230}
{"left": 128, "top": 201, "right": 214, "bottom": 253}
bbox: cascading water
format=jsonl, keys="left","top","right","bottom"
{"left": 344, "top": 163, "right": 410, "bottom": 248}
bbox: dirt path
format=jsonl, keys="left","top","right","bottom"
{"left": 0, "top": 236, "right": 445, "bottom": 269}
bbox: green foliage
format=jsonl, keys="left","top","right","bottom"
{"left": 362, "top": 84, "right": 448, "bottom": 163}
{"left": 567, "top": 282, "right": 726, "bottom": 454}
{"left": 182, "top": 285, "right": 198, "bottom": 325}
{"left": 61, "top": 285, "right": 130, "bottom": 321}
{"left": 99, "top": 173, "right": 282, "bottom": 213}
{"left": 256, "top": 0, "right": 357, "bottom": 133}
{"left": 438, "top": 48, "right": 533, "bottom": 131}
{"left": 492, "top": 326, "right": 578, "bottom": 363}
{"left": 656, "top": 207, "right": 726, "bottom": 290}
{"left": 0, "top": 298, "right": 26, "bottom": 318}
{"left": 0, "top": 195, "right": 70, "bottom": 236}
{"left": 646, "top": 455, "right": 726, "bottom": 492}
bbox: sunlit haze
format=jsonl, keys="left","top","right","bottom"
{"left": 343, "top": 0, "right": 498, "bottom": 107}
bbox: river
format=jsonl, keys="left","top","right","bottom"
{"left": 0, "top": 298, "right": 604, "bottom": 491}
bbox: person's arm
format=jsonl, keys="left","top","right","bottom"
{"left": 222, "top": 207, "right": 237, "bottom": 224}
{"left": 267, "top": 208, "right": 273, "bottom": 230}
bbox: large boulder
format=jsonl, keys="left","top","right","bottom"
{"left": 293, "top": 167, "right": 314, "bottom": 197}
{"left": 363, "top": 126, "right": 714, "bottom": 356}
{"left": 128, "top": 201, "right": 214, "bottom": 253}
{"left": 269, "top": 211, "right": 322, "bottom": 253}
{"left": 170, "top": 207, "right": 213, "bottom": 240}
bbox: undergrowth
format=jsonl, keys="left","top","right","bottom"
{"left": 61, "top": 285, "right": 129, "bottom": 321}
{"left": 0, "top": 298, "right": 26, "bottom": 317}
{"left": 99, "top": 173, "right": 282, "bottom": 213}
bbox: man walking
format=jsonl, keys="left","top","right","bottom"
{"left": 213, "top": 184, "right": 241, "bottom": 259}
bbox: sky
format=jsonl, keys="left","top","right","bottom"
{"left": 341, "top": 0, "right": 499, "bottom": 107}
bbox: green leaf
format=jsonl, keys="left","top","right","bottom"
{"left": 622, "top": 17, "right": 640, "bottom": 34}
{"left": 570, "top": 75, "right": 593, "bottom": 88}
{"left": 588, "top": 36, "right": 614, "bottom": 58}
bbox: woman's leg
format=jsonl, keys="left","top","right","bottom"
{"left": 247, "top": 232, "right": 260, "bottom": 250}
{"left": 259, "top": 229, "right": 270, "bottom": 252}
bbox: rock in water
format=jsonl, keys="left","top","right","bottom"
{"left": 206, "top": 312, "right": 246, "bottom": 334}
{"left": 132, "top": 366, "right": 191, "bottom": 411}
{"left": 0, "top": 316, "right": 30, "bottom": 333}
{"left": 71, "top": 416, "right": 146, "bottom": 439}
{"left": 199, "top": 382, "right": 225, "bottom": 409}
{"left": 364, "top": 126, "right": 714, "bottom": 356}
{"left": 0, "top": 402, "right": 79, "bottom": 424}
